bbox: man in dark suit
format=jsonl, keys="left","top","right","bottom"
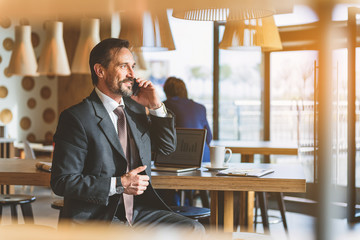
{"left": 50, "top": 38, "right": 204, "bottom": 231}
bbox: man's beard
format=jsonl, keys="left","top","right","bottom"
{"left": 106, "top": 78, "right": 133, "bottom": 97}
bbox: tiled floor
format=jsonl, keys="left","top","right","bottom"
{"left": 1, "top": 186, "right": 360, "bottom": 240}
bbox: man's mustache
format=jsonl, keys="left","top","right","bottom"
{"left": 119, "top": 78, "right": 134, "bottom": 84}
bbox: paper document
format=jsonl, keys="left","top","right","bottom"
{"left": 217, "top": 168, "right": 274, "bottom": 177}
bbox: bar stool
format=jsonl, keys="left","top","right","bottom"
{"left": 172, "top": 190, "right": 211, "bottom": 224}
{"left": 170, "top": 206, "right": 210, "bottom": 224}
{"left": 0, "top": 194, "right": 36, "bottom": 224}
{"left": 50, "top": 199, "right": 64, "bottom": 224}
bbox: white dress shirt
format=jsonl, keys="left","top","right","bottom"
{"left": 94, "top": 87, "right": 167, "bottom": 195}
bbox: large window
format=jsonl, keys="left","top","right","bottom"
{"left": 218, "top": 47, "right": 262, "bottom": 141}
{"left": 270, "top": 51, "right": 318, "bottom": 182}
{"left": 140, "top": 11, "right": 214, "bottom": 130}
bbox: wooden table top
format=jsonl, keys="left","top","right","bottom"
{"left": 0, "top": 158, "right": 305, "bottom": 193}
{"left": 152, "top": 163, "right": 305, "bottom": 192}
{"left": 0, "top": 158, "right": 51, "bottom": 187}
{"left": 211, "top": 140, "right": 298, "bottom": 155}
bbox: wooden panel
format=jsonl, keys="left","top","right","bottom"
{"left": 277, "top": 20, "right": 360, "bottom": 52}
{"left": 58, "top": 17, "right": 111, "bottom": 114}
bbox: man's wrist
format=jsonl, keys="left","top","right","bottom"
{"left": 116, "top": 176, "right": 125, "bottom": 193}
{"left": 148, "top": 103, "right": 167, "bottom": 117}
{"left": 149, "top": 102, "right": 162, "bottom": 110}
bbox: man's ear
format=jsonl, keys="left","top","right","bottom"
{"left": 94, "top": 63, "right": 104, "bottom": 79}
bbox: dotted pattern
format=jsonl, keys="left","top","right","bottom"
{"left": 0, "top": 19, "right": 57, "bottom": 142}
{"left": 22, "top": 77, "right": 35, "bottom": 91}
{"left": 0, "top": 86, "right": 8, "bottom": 98}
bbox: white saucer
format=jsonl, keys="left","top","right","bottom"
{"left": 203, "top": 164, "right": 229, "bottom": 171}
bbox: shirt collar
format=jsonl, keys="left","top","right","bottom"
{"left": 94, "top": 87, "right": 125, "bottom": 114}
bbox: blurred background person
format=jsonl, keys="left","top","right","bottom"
{"left": 159, "top": 76, "right": 212, "bottom": 208}
{"left": 163, "top": 77, "right": 212, "bottom": 163}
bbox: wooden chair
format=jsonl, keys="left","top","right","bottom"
{"left": 254, "top": 192, "right": 288, "bottom": 233}
{"left": 23, "top": 141, "right": 36, "bottom": 159}
{"left": 0, "top": 194, "right": 36, "bottom": 224}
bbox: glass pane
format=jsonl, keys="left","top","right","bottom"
{"left": 270, "top": 50, "right": 318, "bottom": 182}
{"left": 140, "top": 12, "right": 214, "bottom": 131}
{"left": 218, "top": 24, "right": 262, "bottom": 162}
{"left": 218, "top": 47, "right": 262, "bottom": 141}
{"left": 332, "top": 49, "right": 348, "bottom": 187}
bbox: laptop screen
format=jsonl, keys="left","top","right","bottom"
{"left": 154, "top": 128, "right": 207, "bottom": 168}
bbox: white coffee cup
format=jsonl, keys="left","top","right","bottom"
{"left": 210, "top": 146, "right": 232, "bottom": 168}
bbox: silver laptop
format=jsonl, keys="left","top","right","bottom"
{"left": 151, "top": 128, "right": 207, "bottom": 173}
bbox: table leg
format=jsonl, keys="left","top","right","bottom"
{"left": 258, "top": 192, "right": 270, "bottom": 233}
{"left": 239, "top": 191, "right": 255, "bottom": 232}
{"left": 210, "top": 191, "right": 219, "bottom": 229}
{"left": 247, "top": 191, "right": 255, "bottom": 232}
{"left": 223, "top": 191, "right": 234, "bottom": 232}
{"left": 239, "top": 192, "right": 246, "bottom": 227}
{"left": 241, "top": 155, "right": 254, "bottom": 163}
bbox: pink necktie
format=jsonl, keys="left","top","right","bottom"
{"left": 114, "top": 106, "right": 133, "bottom": 225}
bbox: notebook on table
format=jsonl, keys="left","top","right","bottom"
{"left": 151, "top": 128, "right": 207, "bottom": 173}
{"left": 217, "top": 168, "right": 274, "bottom": 177}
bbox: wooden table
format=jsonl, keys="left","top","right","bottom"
{"left": 0, "top": 158, "right": 51, "bottom": 187}
{"left": 211, "top": 140, "right": 298, "bottom": 162}
{"left": 211, "top": 140, "right": 299, "bottom": 231}
{"left": 152, "top": 163, "right": 305, "bottom": 232}
{"left": 0, "top": 158, "right": 306, "bottom": 232}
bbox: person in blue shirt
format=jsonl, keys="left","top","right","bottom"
{"left": 158, "top": 77, "right": 212, "bottom": 208}
{"left": 163, "top": 77, "right": 212, "bottom": 163}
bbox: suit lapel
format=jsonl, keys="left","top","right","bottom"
{"left": 123, "top": 98, "right": 146, "bottom": 159}
{"left": 89, "top": 90, "right": 127, "bottom": 160}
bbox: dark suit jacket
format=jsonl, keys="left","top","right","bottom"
{"left": 51, "top": 90, "right": 176, "bottom": 223}
{"left": 164, "top": 97, "right": 212, "bottom": 162}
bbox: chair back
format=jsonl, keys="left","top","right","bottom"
{"left": 24, "top": 141, "right": 36, "bottom": 159}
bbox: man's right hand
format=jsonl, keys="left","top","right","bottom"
{"left": 120, "top": 165, "right": 149, "bottom": 195}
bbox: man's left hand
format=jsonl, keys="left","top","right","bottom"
{"left": 131, "top": 79, "right": 162, "bottom": 110}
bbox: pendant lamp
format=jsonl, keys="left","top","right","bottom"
{"left": 219, "top": 16, "right": 282, "bottom": 52}
{"left": 172, "top": 0, "right": 275, "bottom": 21}
{"left": 119, "top": 9, "right": 175, "bottom": 51}
{"left": 71, "top": 18, "right": 100, "bottom": 74}
{"left": 38, "top": 21, "right": 71, "bottom": 76}
{"left": 8, "top": 25, "right": 38, "bottom": 76}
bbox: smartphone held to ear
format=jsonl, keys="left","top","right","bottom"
{"left": 132, "top": 78, "right": 140, "bottom": 96}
